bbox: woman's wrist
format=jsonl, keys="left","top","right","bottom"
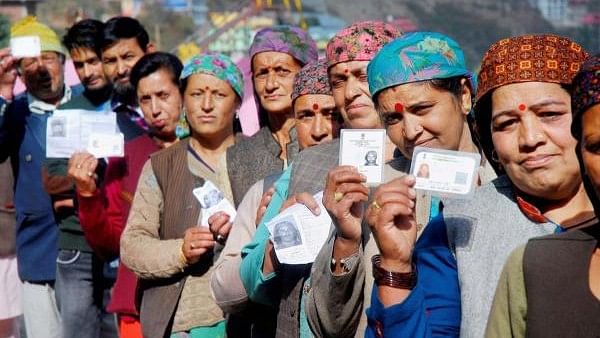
{"left": 372, "top": 255, "right": 416, "bottom": 290}
{"left": 380, "top": 256, "right": 413, "bottom": 274}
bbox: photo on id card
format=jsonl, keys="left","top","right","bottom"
{"left": 409, "top": 146, "right": 480, "bottom": 198}
{"left": 339, "top": 129, "right": 386, "bottom": 185}
{"left": 192, "top": 180, "right": 236, "bottom": 226}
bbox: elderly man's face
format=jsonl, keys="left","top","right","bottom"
{"left": 19, "top": 51, "right": 65, "bottom": 102}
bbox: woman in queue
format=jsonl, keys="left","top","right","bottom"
{"left": 362, "top": 34, "right": 591, "bottom": 337}
{"left": 226, "top": 25, "right": 318, "bottom": 206}
{"left": 119, "top": 53, "right": 244, "bottom": 338}
{"left": 306, "top": 31, "right": 496, "bottom": 337}
{"left": 486, "top": 54, "right": 600, "bottom": 338}
{"left": 68, "top": 52, "right": 183, "bottom": 338}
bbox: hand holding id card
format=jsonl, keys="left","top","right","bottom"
{"left": 339, "top": 129, "right": 386, "bottom": 185}
{"left": 409, "top": 147, "right": 480, "bottom": 198}
{"left": 192, "top": 180, "right": 236, "bottom": 227}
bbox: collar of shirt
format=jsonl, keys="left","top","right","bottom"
{"left": 515, "top": 192, "right": 598, "bottom": 233}
{"left": 515, "top": 195, "right": 549, "bottom": 224}
{"left": 27, "top": 86, "right": 72, "bottom": 115}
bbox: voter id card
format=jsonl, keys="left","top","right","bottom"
{"left": 409, "top": 147, "right": 480, "bottom": 198}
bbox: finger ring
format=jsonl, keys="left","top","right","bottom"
{"left": 86, "top": 171, "right": 93, "bottom": 177}
{"left": 334, "top": 192, "right": 344, "bottom": 202}
{"left": 371, "top": 200, "right": 381, "bottom": 210}
{"left": 190, "top": 242, "right": 196, "bottom": 249}
{"left": 76, "top": 164, "right": 82, "bottom": 169}
{"left": 215, "top": 234, "right": 226, "bottom": 245}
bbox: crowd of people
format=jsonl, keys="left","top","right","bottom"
{"left": 0, "top": 12, "right": 598, "bottom": 338}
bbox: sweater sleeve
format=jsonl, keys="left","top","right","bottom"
{"left": 305, "top": 230, "right": 366, "bottom": 338}
{"left": 77, "top": 176, "right": 125, "bottom": 260}
{"left": 239, "top": 219, "right": 280, "bottom": 307}
{"left": 210, "top": 179, "right": 263, "bottom": 313}
{"left": 120, "top": 160, "right": 187, "bottom": 279}
{"left": 485, "top": 245, "right": 527, "bottom": 338}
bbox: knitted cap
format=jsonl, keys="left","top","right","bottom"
{"left": 11, "top": 16, "right": 66, "bottom": 56}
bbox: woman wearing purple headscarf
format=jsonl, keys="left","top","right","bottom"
{"left": 226, "top": 26, "right": 318, "bottom": 207}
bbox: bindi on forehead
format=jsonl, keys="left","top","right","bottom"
{"left": 395, "top": 103, "right": 404, "bottom": 112}
{"left": 518, "top": 103, "right": 527, "bottom": 111}
{"left": 312, "top": 103, "right": 319, "bottom": 110}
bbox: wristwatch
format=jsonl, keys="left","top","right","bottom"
{"left": 372, "top": 254, "right": 416, "bottom": 289}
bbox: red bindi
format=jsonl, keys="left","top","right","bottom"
{"left": 395, "top": 103, "right": 404, "bottom": 112}
{"left": 344, "top": 69, "right": 349, "bottom": 73}
{"left": 312, "top": 103, "right": 319, "bottom": 110}
{"left": 518, "top": 103, "right": 526, "bottom": 111}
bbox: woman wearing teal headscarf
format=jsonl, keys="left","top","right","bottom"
{"left": 120, "top": 53, "right": 244, "bottom": 338}
{"left": 307, "top": 31, "right": 495, "bottom": 337}
{"left": 362, "top": 33, "right": 590, "bottom": 338}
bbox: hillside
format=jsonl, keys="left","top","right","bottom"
{"left": 322, "top": 0, "right": 589, "bottom": 69}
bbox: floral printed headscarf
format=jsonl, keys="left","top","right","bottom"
{"left": 367, "top": 31, "right": 474, "bottom": 100}
{"left": 180, "top": 53, "right": 244, "bottom": 100}
{"left": 249, "top": 25, "right": 318, "bottom": 66}
{"left": 292, "top": 59, "right": 332, "bottom": 102}
{"left": 326, "top": 21, "right": 401, "bottom": 68}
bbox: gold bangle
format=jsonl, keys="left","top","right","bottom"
{"left": 178, "top": 244, "right": 188, "bottom": 270}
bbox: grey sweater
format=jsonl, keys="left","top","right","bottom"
{"left": 443, "top": 175, "right": 556, "bottom": 338}
{"left": 306, "top": 175, "right": 554, "bottom": 338}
